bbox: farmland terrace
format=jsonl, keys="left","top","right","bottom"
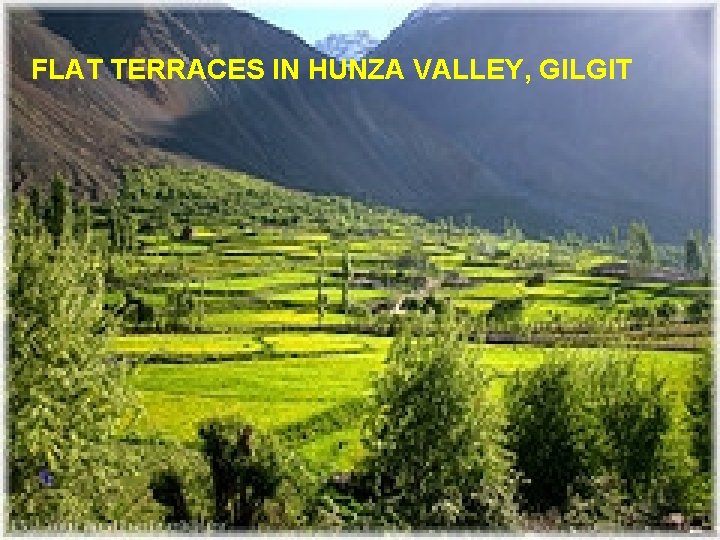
{"left": 83, "top": 166, "right": 712, "bottom": 472}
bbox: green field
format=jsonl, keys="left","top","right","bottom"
{"left": 11, "top": 165, "right": 712, "bottom": 529}
{"left": 126, "top": 344, "right": 699, "bottom": 471}
{"left": 91, "top": 167, "right": 711, "bottom": 475}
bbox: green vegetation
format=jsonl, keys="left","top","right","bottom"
{"left": 9, "top": 198, "right": 156, "bottom": 527}
{"left": 9, "top": 167, "right": 712, "bottom": 531}
{"left": 360, "top": 314, "right": 517, "bottom": 528}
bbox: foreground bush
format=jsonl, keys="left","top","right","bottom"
{"left": 505, "top": 351, "right": 701, "bottom": 526}
{"left": 8, "top": 197, "right": 156, "bottom": 528}
{"left": 151, "top": 420, "right": 312, "bottom": 530}
{"left": 359, "top": 313, "right": 519, "bottom": 529}
{"left": 682, "top": 350, "right": 712, "bottom": 523}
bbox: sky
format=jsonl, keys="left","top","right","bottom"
{"left": 233, "top": 4, "right": 418, "bottom": 44}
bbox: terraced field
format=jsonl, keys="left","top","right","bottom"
{"left": 103, "top": 167, "right": 711, "bottom": 475}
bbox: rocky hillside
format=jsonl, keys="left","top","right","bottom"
{"left": 10, "top": 7, "right": 711, "bottom": 240}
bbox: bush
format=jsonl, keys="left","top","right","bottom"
{"left": 197, "top": 420, "right": 311, "bottom": 530}
{"left": 506, "top": 351, "right": 680, "bottom": 523}
{"left": 487, "top": 298, "right": 524, "bottom": 324}
{"left": 505, "top": 360, "right": 582, "bottom": 513}
{"left": 679, "top": 351, "right": 712, "bottom": 523}
{"left": 9, "top": 198, "right": 145, "bottom": 528}
{"left": 687, "top": 351, "right": 711, "bottom": 474}
{"left": 149, "top": 470, "right": 191, "bottom": 525}
{"left": 361, "top": 312, "right": 518, "bottom": 529}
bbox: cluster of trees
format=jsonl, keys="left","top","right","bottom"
{"left": 28, "top": 175, "right": 92, "bottom": 247}
{"left": 9, "top": 193, "right": 151, "bottom": 527}
{"left": 8, "top": 169, "right": 713, "bottom": 531}
{"left": 108, "top": 203, "right": 138, "bottom": 253}
{"left": 147, "top": 312, "right": 711, "bottom": 531}
{"left": 624, "top": 222, "right": 710, "bottom": 277}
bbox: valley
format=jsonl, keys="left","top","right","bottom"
{"left": 9, "top": 165, "right": 712, "bottom": 529}
{"left": 96, "top": 166, "right": 709, "bottom": 475}
{"left": 7, "top": 5, "right": 713, "bottom": 531}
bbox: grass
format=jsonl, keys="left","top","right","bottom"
{"left": 125, "top": 344, "right": 698, "bottom": 472}
{"left": 102, "top": 167, "right": 712, "bottom": 485}
{"left": 202, "top": 310, "right": 351, "bottom": 327}
{"left": 128, "top": 353, "right": 383, "bottom": 469}
{"left": 520, "top": 301, "right": 604, "bottom": 322}
{"left": 110, "top": 334, "right": 262, "bottom": 356}
{"left": 159, "top": 272, "right": 322, "bottom": 292}
{"left": 263, "top": 333, "right": 391, "bottom": 355}
{"left": 264, "top": 287, "right": 388, "bottom": 305}
{"left": 452, "top": 282, "right": 525, "bottom": 300}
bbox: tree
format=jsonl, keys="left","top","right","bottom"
{"left": 124, "top": 214, "right": 138, "bottom": 253}
{"left": 48, "top": 174, "right": 71, "bottom": 247}
{"left": 168, "top": 282, "right": 194, "bottom": 330}
{"left": 151, "top": 419, "right": 310, "bottom": 530}
{"left": 74, "top": 200, "right": 93, "bottom": 242}
{"left": 610, "top": 225, "right": 620, "bottom": 252}
{"left": 685, "top": 230, "right": 704, "bottom": 273}
{"left": 505, "top": 361, "right": 581, "bottom": 513}
{"left": 160, "top": 206, "right": 175, "bottom": 240}
{"left": 317, "top": 244, "right": 326, "bottom": 326}
{"left": 341, "top": 248, "right": 352, "bottom": 314}
{"left": 108, "top": 202, "right": 121, "bottom": 250}
{"left": 199, "top": 422, "right": 283, "bottom": 528}
{"left": 149, "top": 471, "right": 191, "bottom": 526}
{"left": 504, "top": 219, "right": 523, "bottom": 243}
{"left": 506, "top": 352, "right": 675, "bottom": 518}
{"left": 29, "top": 186, "right": 43, "bottom": 224}
{"left": 687, "top": 351, "right": 711, "bottom": 474}
{"left": 9, "top": 199, "right": 134, "bottom": 527}
{"left": 625, "top": 222, "right": 655, "bottom": 269}
{"left": 362, "top": 313, "right": 517, "bottom": 528}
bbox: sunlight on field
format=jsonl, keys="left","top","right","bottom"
{"left": 127, "top": 343, "right": 698, "bottom": 471}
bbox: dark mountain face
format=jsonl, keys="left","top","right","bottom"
{"left": 15, "top": 7, "right": 538, "bottom": 224}
{"left": 10, "top": 7, "right": 712, "bottom": 241}
{"left": 10, "top": 10, "right": 177, "bottom": 198}
{"left": 373, "top": 8, "right": 712, "bottom": 240}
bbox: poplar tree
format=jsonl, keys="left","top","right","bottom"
{"left": 48, "top": 174, "right": 71, "bottom": 247}
{"left": 626, "top": 222, "right": 655, "bottom": 269}
{"left": 341, "top": 248, "right": 352, "bottom": 314}
{"left": 75, "top": 200, "right": 93, "bottom": 242}
{"left": 9, "top": 199, "right": 137, "bottom": 527}
{"left": 685, "top": 230, "right": 704, "bottom": 273}
{"left": 29, "top": 187, "right": 42, "bottom": 224}
{"left": 317, "top": 243, "right": 326, "bottom": 326}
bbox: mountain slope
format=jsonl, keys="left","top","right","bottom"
{"left": 10, "top": 7, "right": 712, "bottom": 240}
{"left": 15, "top": 7, "right": 546, "bottom": 226}
{"left": 9, "top": 10, "right": 180, "bottom": 198}
{"left": 373, "top": 8, "right": 712, "bottom": 240}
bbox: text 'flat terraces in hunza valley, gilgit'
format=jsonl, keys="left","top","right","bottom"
{"left": 30, "top": 56, "right": 632, "bottom": 81}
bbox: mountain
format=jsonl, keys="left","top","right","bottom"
{"left": 10, "top": 7, "right": 712, "bottom": 241}
{"left": 373, "top": 8, "right": 712, "bottom": 240}
{"left": 314, "top": 30, "right": 379, "bottom": 59}
{"left": 13, "top": 7, "right": 542, "bottom": 226}
{"left": 10, "top": 10, "right": 178, "bottom": 198}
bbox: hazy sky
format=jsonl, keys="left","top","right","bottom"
{"left": 235, "top": 5, "right": 417, "bottom": 44}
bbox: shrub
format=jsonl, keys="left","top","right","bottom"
{"left": 505, "top": 360, "right": 583, "bottom": 513}
{"left": 487, "top": 298, "right": 524, "bottom": 324}
{"left": 687, "top": 351, "right": 711, "bottom": 474}
{"left": 149, "top": 470, "right": 191, "bottom": 525}
{"left": 197, "top": 420, "right": 311, "bottom": 530}
{"left": 361, "top": 312, "right": 518, "bottom": 529}
{"left": 506, "top": 351, "right": 678, "bottom": 523}
{"left": 679, "top": 351, "right": 712, "bottom": 523}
